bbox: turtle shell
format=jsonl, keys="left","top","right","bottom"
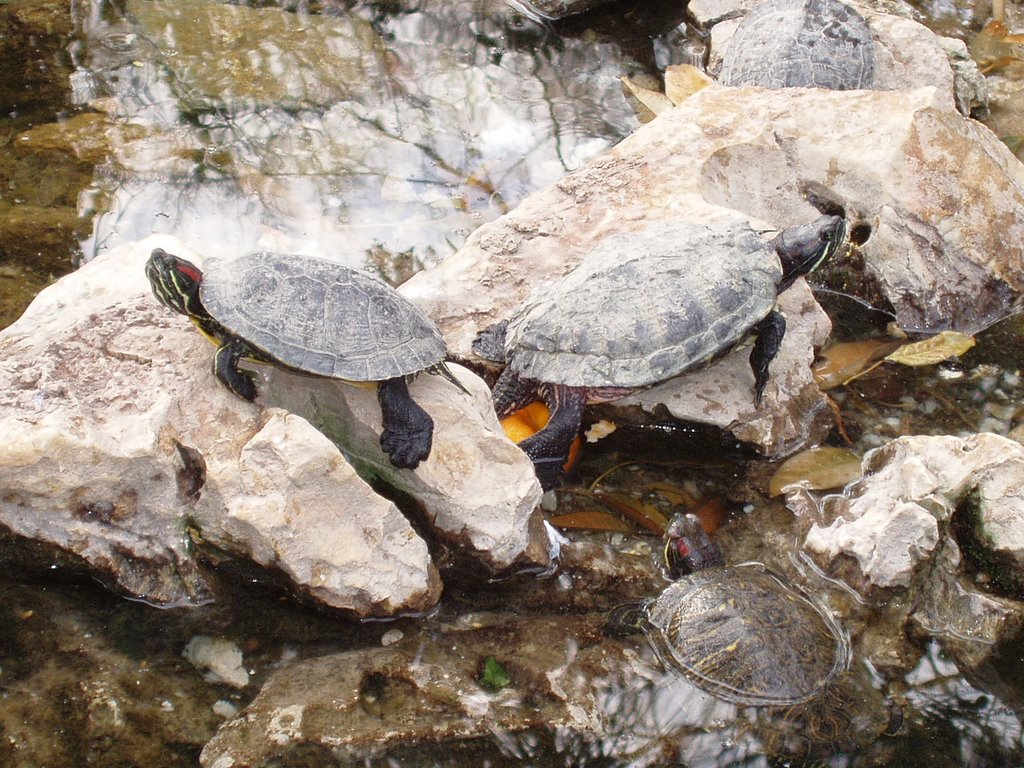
{"left": 200, "top": 252, "right": 447, "bottom": 382}
{"left": 504, "top": 220, "right": 782, "bottom": 389}
{"left": 719, "top": 0, "right": 875, "bottom": 90}
{"left": 644, "top": 563, "right": 849, "bottom": 706}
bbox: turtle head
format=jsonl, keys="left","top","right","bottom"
{"left": 146, "top": 248, "right": 206, "bottom": 318}
{"left": 664, "top": 513, "right": 726, "bottom": 578}
{"left": 471, "top": 319, "right": 511, "bottom": 363}
{"left": 773, "top": 215, "right": 846, "bottom": 293}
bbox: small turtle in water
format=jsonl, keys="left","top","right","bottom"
{"left": 610, "top": 513, "right": 850, "bottom": 707}
{"left": 472, "top": 215, "right": 845, "bottom": 487}
{"left": 609, "top": 514, "right": 894, "bottom": 756}
{"left": 146, "top": 249, "right": 466, "bottom": 469}
{"left": 719, "top": 0, "right": 876, "bottom": 90}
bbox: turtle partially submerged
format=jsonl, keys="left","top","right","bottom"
{"left": 472, "top": 215, "right": 846, "bottom": 487}
{"left": 718, "top": 0, "right": 876, "bottom": 90}
{"left": 611, "top": 513, "right": 850, "bottom": 707}
{"left": 146, "top": 249, "right": 465, "bottom": 469}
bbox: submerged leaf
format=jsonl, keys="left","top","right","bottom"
{"left": 547, "top": 510, "right": 634, "bottom": 532}
{"left": 479, "top": 656, "right": 511, "bottom": 691}
{"left": 768, "top": 446, "right": 863, "bottom": 497}
{"left": 885, "top": 331, "right": 976, "bottom": 367}
{"left": 687, "top": 497, "right": 728, "bottom": 532}
{"left": 813, "top": 338, "right": 901, "bottom": 390}
{"left": 664, "top": 64, "right": 713, "bottom": 104}
{"left": 593, "top": 491, "right": 670, "bottom": 534}
{"left": 970, "top": 20, "right": 1024, "bottom": 73}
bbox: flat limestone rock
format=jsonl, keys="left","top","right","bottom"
{"left": 200, "top": 613, "right": 617, "bottom": 767}
{"left": 0, "top": 235, "right": 549, "bottom": 616}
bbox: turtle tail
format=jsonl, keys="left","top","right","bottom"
{"left": 429, "top": 361, "right": 471, "bottom": 395}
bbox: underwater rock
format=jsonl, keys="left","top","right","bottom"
{"left": 802, "top": 433, "right": 1024, "bottom": 667}
{"left": 200, "top": 613, "right": 617, "bottom": 766}
{"left": 0, "top": 236, "right": 548, "bottom": 617}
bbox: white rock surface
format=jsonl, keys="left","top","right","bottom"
{"left": 402, "top": 85, "right": 1024, "bottom": 454}
{"left": 0, "top": 235, "right": 549, "bottom": 616}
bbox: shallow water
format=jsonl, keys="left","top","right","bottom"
{"left": 2, "top": 0, "right": 1024, "bottom": 765}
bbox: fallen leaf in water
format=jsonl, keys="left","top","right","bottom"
{"left": 687, "top": 497, "right": 729, "bottom": 532}
{"left": 547, "top": 510, "right": 634, "bottom": 532}
{"left": 768, "top": 446, "right": 863, "bottom": 497}
{"left": 646, "top": 481, "right": 697, "bottom": 507}
{"left": 479, "top": 656, "right": 511, "bottom": 690}
{"left": 596, "top": 491, "right": 670, "bottom": 534}
{"left": 813, "top": 338, "right": 902, "bottom": 389}
{"left": 664, "top": 64, "right": 713, "bottom": 104}
{"left": 885, "top": 331, "right": 976, "bottom": 367}
{"left": 970, "top": 20, "right": 1024, "bottom": 73}
{"left": 620, "top": 76, "right": 674, "bottom": 122}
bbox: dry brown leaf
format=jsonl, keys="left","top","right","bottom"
{"left": 768, "top": 446, "right": 863, "bottom": 497}
{"left": 885, "top": 331, "right": 976, "bottom": 367}
{"left": 548, "top": 510, "right": 634, "bottom": 532}
{"left": 813, "top": 338, "right": 902, "bottom": 390}
{"left": 664, "top": 64, "right": 713, "bottom": 105}
{"left": 620, "top": 76, "right": 674, "bottom": 122}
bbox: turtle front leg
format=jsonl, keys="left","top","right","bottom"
{"left": 377, "top": 377, "right": 434, "bottom": 469}
{"left": 518, "top": 383, "right": 586, "bottom": 490}
{"left": 749, "top": 310, "right": 786, "bottom": 404}
{"left": 213, "top": 338, "right": 258, "bottom": 401}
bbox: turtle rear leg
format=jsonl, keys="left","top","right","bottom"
{"left": 518, "top": 383, "right": 586, "bottom": 490}
{"left": 213, "top": 338, "right": 258, "bottom": 401}
{"left": 378, "top": 377, "right": 433, "bottom": 469}
{"left": 490, "top": 365, "right": 539, "bottom": 419}
{"left": 749, "top": 310, "right": 786, "bottom": 404}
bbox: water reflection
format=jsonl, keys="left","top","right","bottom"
{"left": 72, "top": 0, "right": 640, "bottom": 268}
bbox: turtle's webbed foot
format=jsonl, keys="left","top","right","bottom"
{"left": 378, "top": 377, "right": 434, "bottom": 469}
{"left": 380, "top": 416, "right": 433, "bottom": 469}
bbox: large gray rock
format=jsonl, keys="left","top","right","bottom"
{"left": 0, "top": 236, "right": 549, "bottom": 616}
{"left": 403, "top": 85, "right": 1024, "bottom": 455}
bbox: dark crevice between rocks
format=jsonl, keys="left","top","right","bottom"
{"left": 951, "top": 490, "right": 1024, "bottom": 598}
{"left": 174, "top": 441, "right": 207, "bottom": 503}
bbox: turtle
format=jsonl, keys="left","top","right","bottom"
{"left": 718, "top": 0, "right": 876, "bottom": 90}
{"left": 472, "top": 215, "right": 846, "bottom": 487}
{"left": 608, "top": 512, "right": 851, "bottom": 708}
{"left": 145, "top": 248, "right": 466, "bottom": 470}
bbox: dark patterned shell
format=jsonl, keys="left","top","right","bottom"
{"left": 645, "top": 564, "right": 850, "bottom": 706}
{"left": 504, "top": 220, "right": 782, "bottom": 388}
{"left": 201, "top": 252, "right": 446, "bottom": 381}
{"left": 719, "top": 0, "right": 875, "bottom": 90}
